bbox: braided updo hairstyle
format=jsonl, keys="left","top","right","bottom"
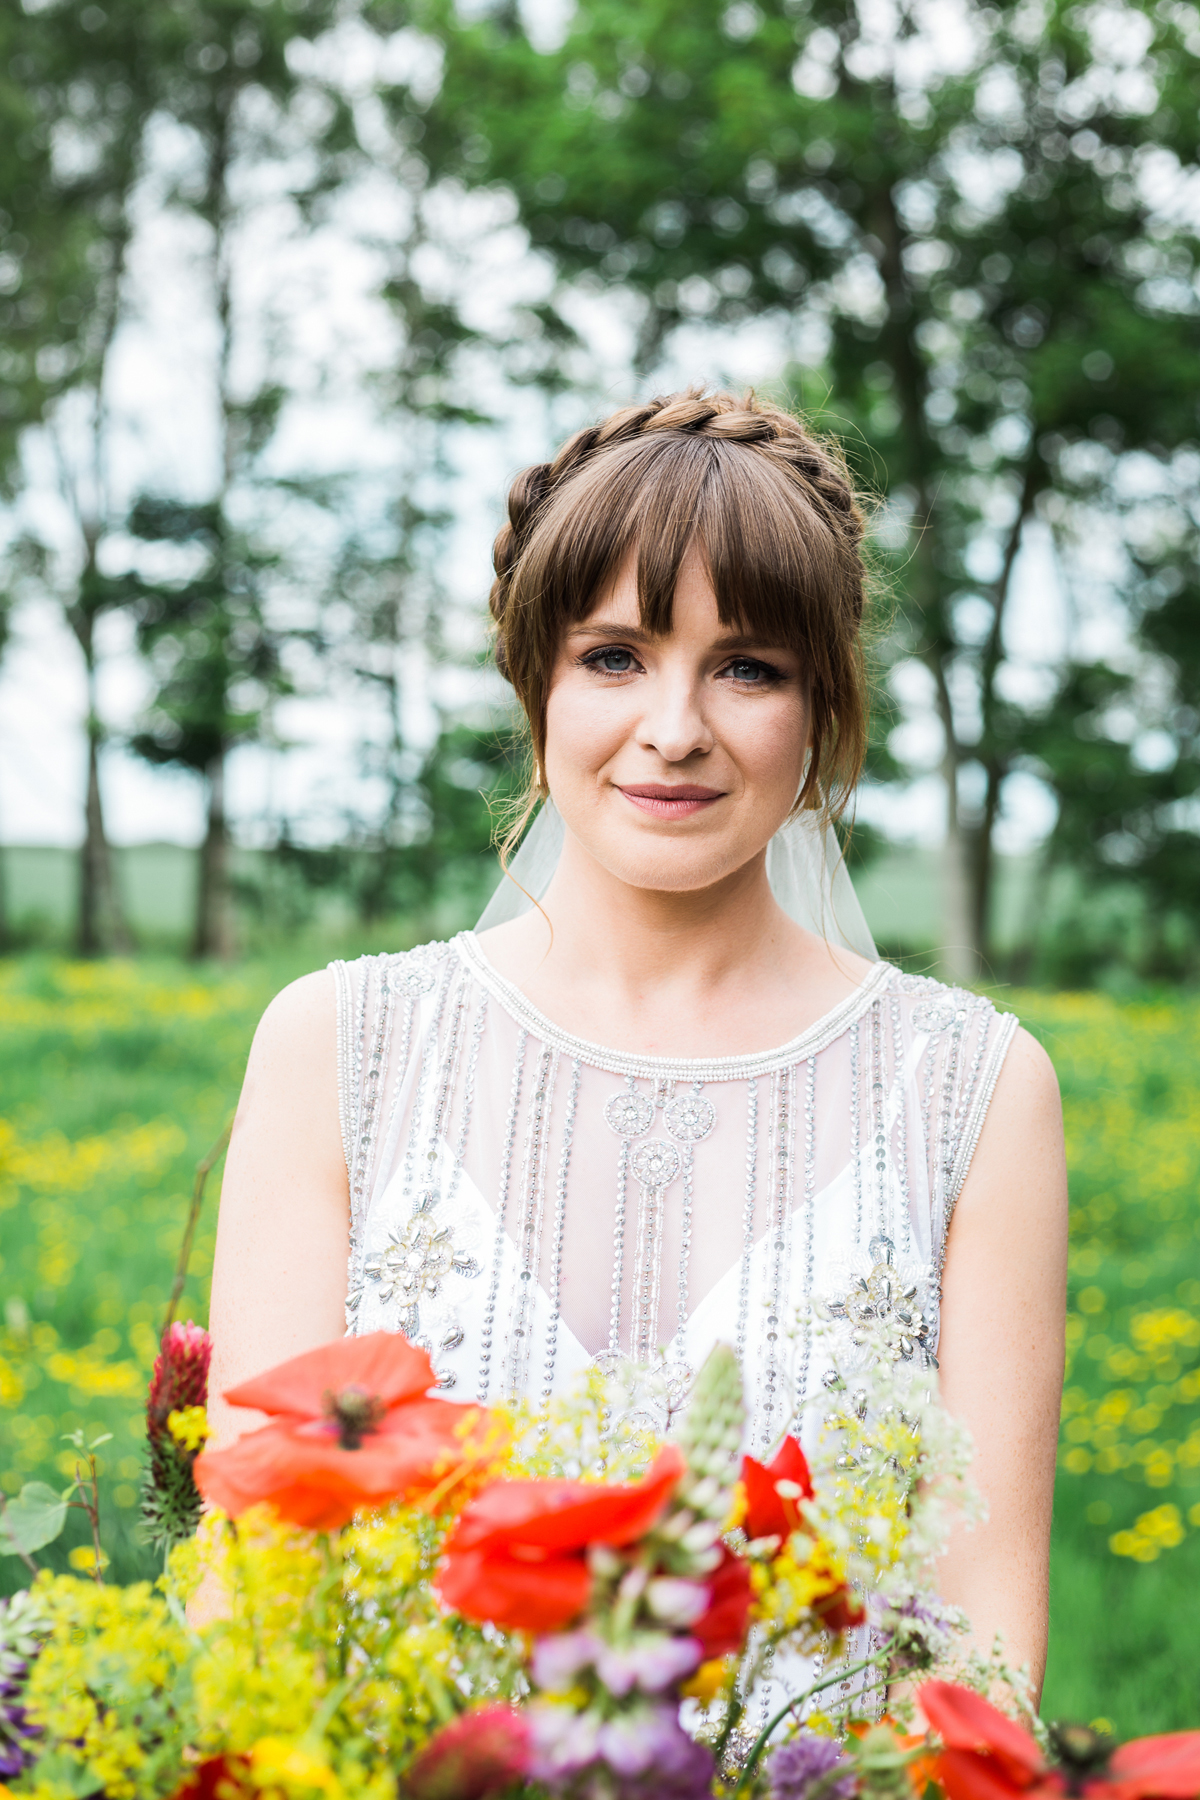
{"left": 490, "top": 388, "right": 870, "bottom": 856}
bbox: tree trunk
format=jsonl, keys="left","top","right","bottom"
{"left": 78, "top": 668, "right": 132, "bottom": 957}
{"left": 969, "top": 761, "right": 1005, "bottom": 975}
{"left": 939, "top": 759, "right": 977, "bottom": 985}
{"left": 872, "top": 179, "right": 980, "bottom": 981}
{"left": 966, "top": 463, "right": 1040, "bottom": 981}
{"left": 193, "top": 753, "right": 236, "bottom": 960}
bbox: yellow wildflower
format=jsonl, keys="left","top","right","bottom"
{"left": 681, "top": 1657, "right": 732, "bottom": 1703}
{"left": 249, "top": 1739, "right": 343, "bottom": 1799}
{"left": 168, "top": 1405, "right": 212, "bottom": 1453}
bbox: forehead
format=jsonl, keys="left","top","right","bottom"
{"left": 574, "top": 571, "right": 791, "bottom": 652}
{"left": 535, "top": 434, "right": 836, "bottom": 650}
{"left": 574, "top": 540, "right": 792, "bottom": 647}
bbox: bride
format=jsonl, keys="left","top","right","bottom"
{"left": 206, "top": 389, "right": 1067, "bottom": 1696}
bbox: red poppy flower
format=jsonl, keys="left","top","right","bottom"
{"left": 692, "top": 1544, "right": 754, "bottom": 1659}
{"left": 919, "top": 1681, "right": 1200, "bottom": 1800}
{"left": 406, "top": 1705, "right": 531, "bottom": 1800}
{"left": 436, "top": 1446, "right": 686, "bottom": 1633}
{"left": 194, "top": 1331, "right": 492, "bottom": 1531}
{"left": 741, "top": 1435, "right": 814, "bottom": 1542}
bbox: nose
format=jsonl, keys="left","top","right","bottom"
{"left": 634, "top": 665, "right": 714, "bottom": 763}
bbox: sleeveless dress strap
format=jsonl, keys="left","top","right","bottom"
{"left": 329, "top": 943, "right": 456, "bottom": 1326}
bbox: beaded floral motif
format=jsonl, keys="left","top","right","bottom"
{"left": 602, "top": 1081, "right": 717, "bottom": 1147}
{"left": 911, "top": 998, "right": 958, "bottom": 1034}
{"left": 334, "top": 942, "right": 1019, "bottom": 1438}
{"left": 394, "top": 960, "right": 438, "bottom": 998}
{"left": 363, "top": 1214, "right": 481, "bottom": 1329}
{"left": 604, "top": 1091, "right": 656, "bottom": 1138}
{"left": 820, "top": 1235, "right": 936, "bottom": 1369}
{"left": 631, "top": 1140, "right": 681, "bottom": 1188}
{"left": 663, "top": 1094, "right": 715, "bottom": 1142}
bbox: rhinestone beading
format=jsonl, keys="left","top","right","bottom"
{"left": 477, "top": 1028, "right": 527, "bottom": 1401}
{"left": 334, "top": 944, "right": 1016, "bottom": 1463}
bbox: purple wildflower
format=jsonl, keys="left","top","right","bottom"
{"left": 527, "top": 1701, "right": 604, "bottom": 1780}
{"left": 876, "top": 1592, "right": 961, "bottom": 1673}
{"left": 532, "top": 1630, "right": 605, "bottom": 1694}
{"left": 767, "top": 1731, "right": 857, "bottom": 1800}
{"left": 0, "top": 1594, "right": 43, "bottom": 1780}
{"left": 595, "top": 1635, "right": 702, "bottom": 1697}
{"left": 532, "top": 1630, "right": 703, "bottom": 1699}
{"left": 529, "top": 1700, "right": 714, "bottom": 1800}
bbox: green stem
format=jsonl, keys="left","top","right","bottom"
{"left": 714, "top": 1639, "right": 772, "bottom": 1759}
{"left": 734, "top": 1649, "right": 892, "bottom": 1790}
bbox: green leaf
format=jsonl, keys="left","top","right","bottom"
{"left": 0, "top": 1480, "right": 69, "bottom": 1555}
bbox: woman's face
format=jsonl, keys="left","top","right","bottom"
{"left": 543, "top": 542, "right": 810, "bottom": 895}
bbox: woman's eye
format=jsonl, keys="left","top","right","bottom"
{"left": 585, "top": 647, "right": 637, "bottom": 674}
{"left": 723, "top": 657, "right": 781, "bottom": 684}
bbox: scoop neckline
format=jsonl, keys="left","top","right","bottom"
{"left": 453, "top": 929, "right": 894, "bottom": 1081}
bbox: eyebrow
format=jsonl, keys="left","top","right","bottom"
{"left": 566, "top": 622, "right": 790, "bottom": 652}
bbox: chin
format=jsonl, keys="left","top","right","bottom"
{"left": 592, "top": 835, "right": 762, "bottom": 896}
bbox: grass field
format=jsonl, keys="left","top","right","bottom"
{"left": 1, "top": 954, "right": 1198, "bottom": 1730}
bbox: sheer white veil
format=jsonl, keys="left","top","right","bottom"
{"left": 475, "top": 800, "right": 877, "bottom": 959}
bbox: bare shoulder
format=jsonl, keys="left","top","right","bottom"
{"left": 251, "top": 967, "right": 337, "bottom": 1060}
{"left": 232, "top": 968, "right": 342, "bottom": 1179}
{"left": 985, "top": 1023, "right": 1062, "bottom": 1133}
{"left": 954, "top": 1022, "right": 1066, "bottom": 1234}
{"left": 209, "top": 966, "right": 349, "bottom": 1452}
{"left": 248, "top": 972, "right": 332, "bottom": 1051}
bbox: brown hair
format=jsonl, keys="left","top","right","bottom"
{"left": 490, "top": 388, "right": 870, "bottom": 857}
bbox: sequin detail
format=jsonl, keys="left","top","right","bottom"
{"left": 332, "top": 934, "right": 1018, "bottom": 1441}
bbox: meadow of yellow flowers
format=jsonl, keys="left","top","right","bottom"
{"left": 0, "top": 958, "right": 1197, "bottom": 1730}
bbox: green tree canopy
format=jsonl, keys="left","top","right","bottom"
{"left": 406, "top": 0, "right": 1200, "bottom": 975}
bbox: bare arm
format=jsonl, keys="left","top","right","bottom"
{"left": 206, "top": 969, "right": 350, "bottom": 1451}
{"left": 934, "top": 1026, "right": 1068, "bottom": 1701}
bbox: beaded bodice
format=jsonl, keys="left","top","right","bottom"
{"left": 331, "top": 932, "right": 1017, "bottom": 1454}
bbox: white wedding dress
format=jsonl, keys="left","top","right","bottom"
{"left": 332, "top": 930, "right": 1016, "bottom": 1452}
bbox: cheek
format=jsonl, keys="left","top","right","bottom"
{"left": 727, "top": 693, "right": 810, "bottom": 790}
{"left": 544, "top": 671, "right": 631, "bottom": 776}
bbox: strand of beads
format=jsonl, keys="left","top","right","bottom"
{"left": 869, "top": 998, "right": 888, "bottom": 1239}
{"left": 795, "top": 1053, "right": 817, "bottom": 1408}
{"left": 889, "top": 988, "right": 912, "bottom": 1255}
{"left": 477, "top": 1028, "right": 527, "bottom": 1401}
{"left": 735, "top": 1078, "right": 759, "bottom": 1366}
{"left": 344, "top": 958, "right": 396, "bottom": 1318}
{"left": 629, "top": 1136, "right": 680, "bottom": 1364}
{"left": 504, "top": 1044, "right": 558, "bottom": 1400}
{"left": 849, "top": 1017, "right": 863, "bottom": 1249}
{"left": 608, "top": 1137, "right": 630, "bottom": 1356}
{"left": 541, "top": 1057, "right": 581, "bottom": 1408}
{"left": 757, "top": 1066, "right": 796, "bottom": 1451}
{"left": 669, "top": 1081, "right": 710, "bottom": 1345}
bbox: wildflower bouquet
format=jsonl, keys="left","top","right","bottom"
{"left": 4, "top": 1320, "right": 1199, "bottom": 1800}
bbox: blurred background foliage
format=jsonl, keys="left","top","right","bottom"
{"left": 0, "top": 0, "right": 1196, "bottom": 983}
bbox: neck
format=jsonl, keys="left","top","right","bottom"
{"left": 523, "top": 827, "right": 794, "bottom": 995}
{"left": 477, "top": 818, "right": 871, "bottom": 1058}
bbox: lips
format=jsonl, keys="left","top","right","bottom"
{"left": 615, "top": 784, "right": 725, "bottom": 818}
